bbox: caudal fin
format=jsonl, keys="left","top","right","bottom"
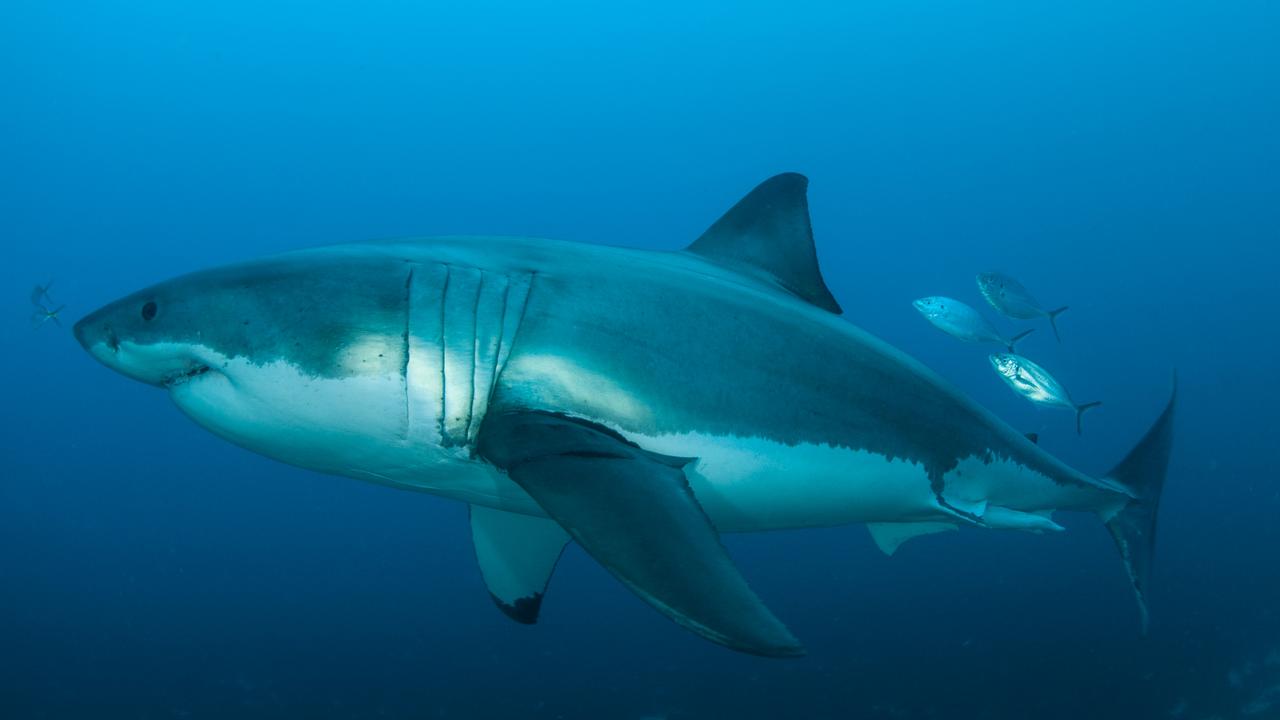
{"left": 1047, "top": 306, "right": 1069, "bottom": 342}
{"left": 1006, "top": 328, "right": 1035, "bottom": 352}
{"left": 1102, "top": 376, "right": 1177, "bottom": 633}
{"left": 1075, "top": 401, "right": 1102, "bottom": 435}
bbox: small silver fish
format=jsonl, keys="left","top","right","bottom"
{"left": 976, "top": 272, "right": 1069, "bottom": 342}
{"left": 989, "top": 353, "right": 1101, "bottom": 435}
{"left": 31, "top": 304, "right": 65, "bottom": 329}
{"left": 913, "top": 296, "right": 1034, "bottom": 352}
{"left": 30, "top": 280, "right": 55, "bottom": 307}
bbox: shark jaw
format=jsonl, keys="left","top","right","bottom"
{"left": 78, "top": 335, "right": 220, "bottom": 391}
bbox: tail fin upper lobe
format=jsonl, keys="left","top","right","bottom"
{"left": 1103, "top": 376, "right": 1177, "bottom": 633}
{"left": 1006, "top": 328, "right": 1035, "bottom": 353}
{"left": 1075, "top": 400, "right": 1103, "bottom": 435}
{"left": 1047, "top": 306, "right": 1069, "bottom": 342}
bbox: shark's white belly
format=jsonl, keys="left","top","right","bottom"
{"left": 625, "top": 430, "right": 943, "bottom": 532}
{"left": 168, "top": 346, "right": 1095, "bottom": 534}
{"left": 166, "top": 349, "right": 535, "bottom": 511}
{"left": 617, "top": 429, "right": 1083, "bottom": 533}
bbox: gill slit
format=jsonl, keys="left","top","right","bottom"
{"left": 438, "top": 264, "right": 450, "bottom": 442}
{"left": 497, "top": 271, "right": 535, "bottom": 376}
{"left": 401, "top": 266, "right": 414, "bottom": 437}
{"left": 510, "top": 271, "right": 535, "bottom": 354}
{"left": 462, "top": 271, "right": 484, "bottom": 442}
{"left": 490, "top": 278, "right": 513, "bottom": 400}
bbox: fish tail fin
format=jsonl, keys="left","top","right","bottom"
{"left": 1100, "top": 374, "right": 1177, "bottom": 633}
{"left": 1006, "top": 328, "right": 1035, "bottom": 352}
{"left": 1047, "top": 306, "right": 1069, "bottom": 342}
{"left": 1075, "top": 401, "right": 1102, "bottom": 435}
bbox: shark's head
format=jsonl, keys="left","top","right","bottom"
{"left": 74, "top": 285, "right": 215, "bottom": 389}
{"left": 74, "top": 246, "right": 441, "bottom": 479}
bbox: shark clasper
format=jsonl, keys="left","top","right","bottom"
{"left": 75, "top": 174, "right": 1175, "bottom": 658}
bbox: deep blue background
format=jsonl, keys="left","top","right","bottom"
{"left": 3, "top": 2, "right": 1278, "bottom": 718}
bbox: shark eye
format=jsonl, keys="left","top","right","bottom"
{"left": 141, "top": 301, "right": 158, "bottom": 321}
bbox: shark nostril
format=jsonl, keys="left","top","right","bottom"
{"left": 106, "top": 327, "right": 120, "bottom": 352}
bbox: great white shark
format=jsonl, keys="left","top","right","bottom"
{"left": 74, "top": 174, "right": 1175, "bottom": 657}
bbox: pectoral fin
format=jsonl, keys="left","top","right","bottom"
{"left": 477, "top": 410, "right": 804, "bottom": 658}
{"left": 469, "top": 505, "right": 569, "bottom": 624}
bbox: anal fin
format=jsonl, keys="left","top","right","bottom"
{"left": 982, "top": 506, "right": 1065, "bottom": 533}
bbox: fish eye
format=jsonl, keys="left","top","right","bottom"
{"left": 141, "top": 301, "right": 158, "bottom": 321}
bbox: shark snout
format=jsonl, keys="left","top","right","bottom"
{"left": 72, "top": 304, "right": 182, "bottom": 387}
{"left": 73, "top": 311, "right": 120, "bottom": 356}
{"left": 72, "top": 314, "right": 94, "bottom": 351}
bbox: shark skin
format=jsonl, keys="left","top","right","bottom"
{"left": 73, "top": 174, "right": 1174, "bottom": 656}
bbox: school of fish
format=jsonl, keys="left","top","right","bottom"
{"left": 914, "top": 272, "right": 1098, "bottom": 434}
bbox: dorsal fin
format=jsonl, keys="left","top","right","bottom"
{"left": 686, "top": 173, "right": 843, "bottom": 314}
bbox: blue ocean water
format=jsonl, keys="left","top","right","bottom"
{"left": 3, "top": 1, "right": 1278, "bottom": 718}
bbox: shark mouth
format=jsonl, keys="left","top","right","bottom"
{"left": 163, "top": 364, "right": 212, "bottom": 388}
